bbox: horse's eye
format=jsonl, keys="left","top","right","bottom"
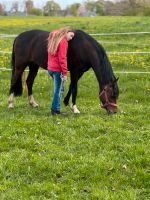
{"left": 111, "top": 94, "right": 116, "bottom": 99}
{"left": 111, "top": 85, "right": 118, "bottom": 99}
{"left": 111, "top": 92, "right": 115, "bottom": 98}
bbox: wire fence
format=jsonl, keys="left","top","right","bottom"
{"left": 90, "top": 31, "right": 150, "bottom": 36}
{"left": 0, "top": 31, "right": 150, "bottom": 72}
{"left": 0, "top": 31, "right": 150, "bottom": 38}
{"left": 1, "top": 51, "right": 150, "bottom": 55}
{"left": 0, "top": 34, "right": 17, "bottom": 38}
{"left": 0, "top": 68, "right": 150, "bottom": 74}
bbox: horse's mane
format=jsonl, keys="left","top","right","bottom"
{"left": 76, "top": 30, "right": 116, "bottom": 85}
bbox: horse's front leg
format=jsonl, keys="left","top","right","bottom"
{"left": 26, "top": 65, "right": 39, "bottom": 108}
{"left": 70, "top": 81, "right": 80, "bottom": 114}
{"left": 64, "top": 84, "right": 71, "bottom": 106}
{"left": 64, "top": 83, "right": 80, "bottom": 113}
{"left": 69, "top": 71, "right": 84, "bottom": 114}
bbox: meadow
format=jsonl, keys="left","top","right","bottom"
{"left": 0, "top": 16, "right": 150, "bottom": 199}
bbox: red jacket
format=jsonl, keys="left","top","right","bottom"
{"left": 47, "top": 36, "right": 68, "bottom": 76}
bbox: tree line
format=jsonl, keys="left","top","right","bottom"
{"left": 0, "top": 0, "right": 150, "bottom": 16}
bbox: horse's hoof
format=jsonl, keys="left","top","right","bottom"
{"left": 70, "top": 104, "right": 80, "bottom": 114}
{"left": 8, "top": 103, "right": 14, "bottom": 109}
{"left": 29, "top": 102, "right": 39, "bottom": 108}
{"left": 73, "top": 110, "right": 80, "bottom": 114}
{"left": 33, "top": 104, "right": 39, "bottom": 108}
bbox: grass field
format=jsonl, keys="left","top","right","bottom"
{"left": 0, "top": 16, "right": 150, "bottom": 199}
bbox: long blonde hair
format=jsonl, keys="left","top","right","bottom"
{"left": 48, "top": 27, "right": 74, "bottom": 55}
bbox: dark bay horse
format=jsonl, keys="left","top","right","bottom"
{"left": 8, "top": 29, "right": 119, "bottom": 114}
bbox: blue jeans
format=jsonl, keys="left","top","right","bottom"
{"left": 48, "top": 70, "right": 64, "bottom": 112}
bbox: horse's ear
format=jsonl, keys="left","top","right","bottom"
{"left": 116, "top": 77, "right": 119, "bottom": 82}
{"left": 111, "top": 77, "right": 119, "bottom": 84}
{"left": 114, "top": 77, "right": 119, "bottom": 83}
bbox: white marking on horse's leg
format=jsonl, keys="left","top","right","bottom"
{"left": 8, "top": 93, "right": 14, "bottom": 108}
{"left": 70, "top": 103, "right": 80, "bottom": 114}
{"left": 28, "top": 95, "right": 39, "bottom": 108}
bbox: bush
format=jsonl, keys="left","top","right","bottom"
{"left": 142, "top": 7, "right": 150, "bottom": 16}
{"left": 31, "top": 8, "right": 43, "bottom": 16}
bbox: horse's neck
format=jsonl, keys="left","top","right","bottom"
{"left": 92, "top": 55, "right": 114, "bottom": 91}
{"left": 92, "top": 67, "right": 106, "bottom": 91}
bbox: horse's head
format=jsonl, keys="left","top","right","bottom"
{"left": 99, "top": 77, "right": 119, "bottom": 114}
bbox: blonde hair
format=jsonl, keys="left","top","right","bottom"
{"left": 48, "top": 27, "right": 74, "bottom": 55}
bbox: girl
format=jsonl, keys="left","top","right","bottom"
{"left": 47, "top": 27, "right": 75, "bottom": 115}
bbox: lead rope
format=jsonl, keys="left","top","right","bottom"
{"left": 59, "top": 73, "right": 65, "bottom": 98}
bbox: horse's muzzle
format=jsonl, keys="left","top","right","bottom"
{"left": 107, "top": 107, "right": 118, "bottom": 115}
{"left": 100, "top": 102, "right": 118, "bottom": 114}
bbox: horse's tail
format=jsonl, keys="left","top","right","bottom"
{"left": 10, "top": 37, "right": 23, "bottom": 96}
{"left": 11, "top": 38, "right": 16, "bottom": 68}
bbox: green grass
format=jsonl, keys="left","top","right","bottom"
{"left": 0, "top": 16, "right": 150, "bottom": 199}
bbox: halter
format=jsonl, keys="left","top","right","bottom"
{"left": 99, "top": 85, "right": 118, "bottom": 109}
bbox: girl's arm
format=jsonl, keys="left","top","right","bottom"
{"left": 58, "top": 39, "right": 68, "bottom": 76}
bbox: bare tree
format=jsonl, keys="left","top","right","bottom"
{"left": 11, "top": 1, "right": 19, "bottom": 13}
{"left": 102, "top": 0, "right": 150, "bottom": 16}
{"left": 67, "top": 3, "right": 81, "bottom": 16}
{"left": 128, "top": 0, "right": 138, "bottom": 9}
{"left": 77, "top": 4, "right": 87, "bottom": 16}
{"left": 24, "top": 0, "right": 34, "bottom": 15}
{"left": 125, "top": 0, "right": 150, "bottom": 15}
{"left": 0, "top": 3, "right": 5, "bottom": 15}
{"left": 133, "top": 0, "right": 150, "bottom": 6}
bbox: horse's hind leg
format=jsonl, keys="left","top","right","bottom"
{"left": 8, "top": 93, "right": 14, "bottom": 108}
{"left": 8, "top": 65, "right": 26, "bottom": 108}
{"left": 26, "top": 64, "right": 39, "bottom": 107}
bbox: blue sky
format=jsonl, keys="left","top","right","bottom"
{"left": 1, "top": 0, "right": 116, "bottom": 10}
{"left": 32, "top": 0, "right": 85, "bottom": 9}
{"left": 0, "top": 0, "right": 82, "bottom": 10}
{"left": 54, "top": 0, "right": 84, "bottom": 8}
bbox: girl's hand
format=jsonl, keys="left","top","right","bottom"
{"left": 62, "top": 75, "right": 67, "bottom": 81}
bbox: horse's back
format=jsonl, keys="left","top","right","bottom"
{"left": 14, "top": 30, "right": 49, "bottom": 68}
{"left": 13, "top": 29, "right": 105, "bottom": 71}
